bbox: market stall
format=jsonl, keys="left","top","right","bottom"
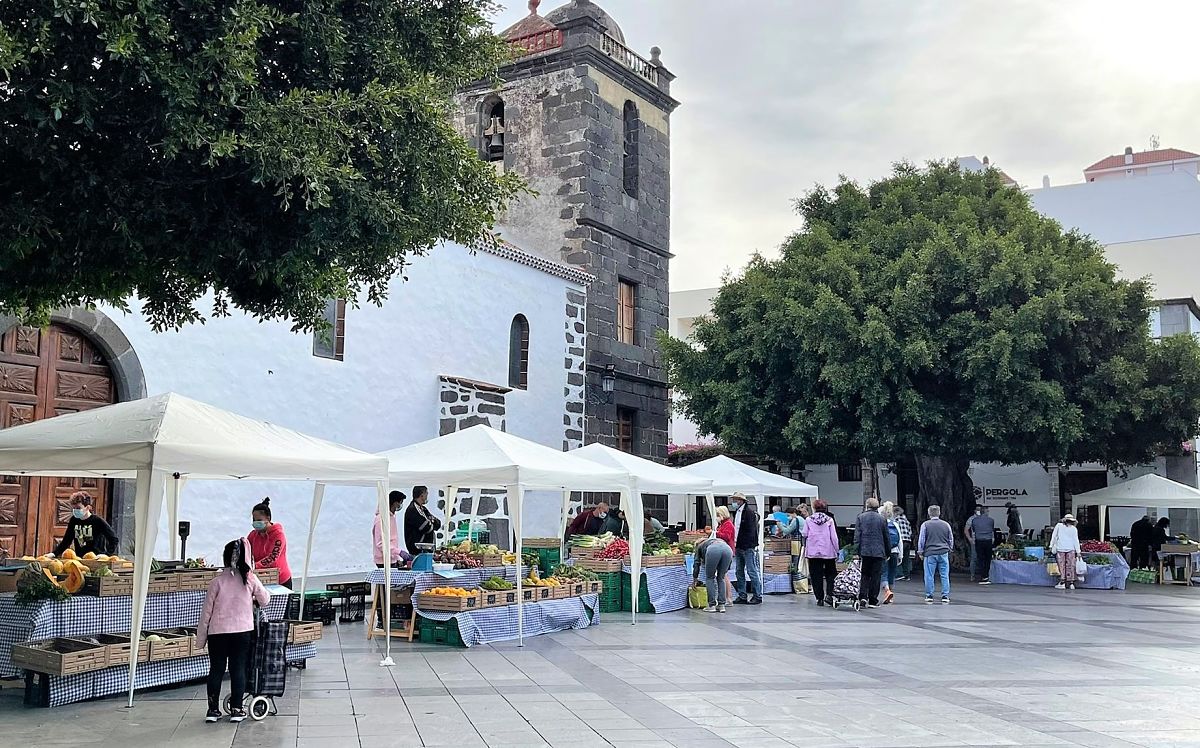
{"left": 571, "top": 443, "right": 715, "bottom": 615}
{"left": 0, "top": 393, "right": 391, "bottom": 705}
{"left": 678, "top": 455, "right": 819, "bottom": 578}
{"left": 990, "top": 542, "right": 1131, "bottom": 589}
{"left": 1071, "top": 473, "right": 1200, "bottom": 541}
{"left": 376, "top": 425, "right": 629, "bottom": 642}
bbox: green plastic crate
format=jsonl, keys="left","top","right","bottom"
{"left": 620, "top": 571, "right": 655, "bottom": 614}
{"left": 416, "top": 615, "right": 466, "bottom": 647}
{"left": 597, "top": 571, "right": 622, "bottom": 613}
{"left": 536, "top": 548, "right": 562, "bottom": 576}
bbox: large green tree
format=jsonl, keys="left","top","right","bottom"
{"left": 663, "top": 162, "right": 1200, "bottom": 539}
{"left": 0, "top": 0, "right": 520, "bottom": 329}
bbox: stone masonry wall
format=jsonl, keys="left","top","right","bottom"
{"left": 435, "top": 376, "right": 510, "bottom": 546}
{"left": 564, "top": 289, "right": 587, "bottom": 451}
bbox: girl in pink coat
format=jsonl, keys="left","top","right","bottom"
{"left": 197, "top": 538, "right": 269, "bottom": 723}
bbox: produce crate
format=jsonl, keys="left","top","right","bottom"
{"left": 479, "top": 588, "right": 518, "bottom": 607}
{"left": 146, "top": 628, "right": 198, "bottom": 657}
{"left": 285, "top": 592, "right": 337, "bottom": 625}
{"left": 679, "top": 531, "right": 709, "bottom": 544}
{"left": 628, "top": 554, "right": 685, "bottom": 569}
{"left": 255, "top": 567, "right": 280, "bottom": 586}
{"left": 81, "top": 573, "right": 134, "bottom": 597}
{"left": 91, "top": 633, "right": 149, "bottom": 666}
{"left": 520, "top": 586, "right": 554, "bottom": 602}
{"left": 764, "top": 538, "right": 791, "bottom": 553}
{"left": 286, "top": 620, "right": 324, "bottom": 644}
{"left": 416, "top": 590, "right": 480, "bottom": 612}
{"left": 620, "top": 572, "right": 655, "bottom": 614}
{"left": 576, "top": 557, "right": 622, "bottom": 573}
{"left": 144, "top": 630, "right": 191, "bottom": 661}
{"left": 416, "top": 616, "right": 465, "bottom": 647}
{"left": 583, "top": 580, "right": 603, "bottom": 595}
{"left": 175, "top": 569, "right": 221, "bottom": 592}
{"left": 568, "top": 546, "right": 598, "bottom": 559}
{"left": 147, "top": 573, "right": 178, "bottom": 594}
{"left": 560, "top": 580, "right": 587, "bottom": 598}
{"left": 471, "top": 553, "right": 504, "bottom": 567}
{"left": 597, "top": 573, "right": 621, "bottom": 613}
{"left": 181, "top": 627, "right": 205, "bottom": 657}
{"left": 80, "top": 558, "right": 134, "bottom": 573}
{"left": 522, "top": 537, "right": 561, "bottom": 549}
{"left": 12, "top": 638, "right": 109, "bottom": 675}
{"left": 550, "top": 584, "right": 574, "bottom": 600}
{"left": 764, "top": 555, "right": 792, "bottom": 573}
{"left": 1161, "top": 543, "right": 1200, "bottom": 554}
{"left": 536, "top": 547, "right": 562, "bottom": 575}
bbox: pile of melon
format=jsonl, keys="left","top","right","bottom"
{"left": 17, "top": 549, "right": 129, "bottom": 594}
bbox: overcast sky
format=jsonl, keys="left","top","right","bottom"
{"left": 491, "top": 1, "right": 1200, "bottom": 292}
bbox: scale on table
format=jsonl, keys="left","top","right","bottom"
{"left": 411, "top": 543, "right": 435, "bottom": 571}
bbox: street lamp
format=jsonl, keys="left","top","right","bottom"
{"left": 587, "top": 364, "right": 617, "bottom": 406}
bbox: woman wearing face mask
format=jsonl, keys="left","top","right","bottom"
{"left": 246, "top": 498, "right": 292, "bottom": 588}
{"left": 53, "top": 491, "right": 118, "bottom": 556}
{"left": 404, "top": 486, "right": 442, "bottom": 556}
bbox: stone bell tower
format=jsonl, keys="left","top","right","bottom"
{"left": 454, "top": 0, "right": 679, "bottom": 461}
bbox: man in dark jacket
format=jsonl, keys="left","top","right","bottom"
{"left": 853, "top": 498, "right": 891, "bottom": 608}
{"left": 1129, "top": 515, "right": 1153, "bottom": 569}
{"left": 565, "top": 502, "right": 609, "bottom": 539}
{"left": 730, "top": 492, "right": 763, "bottom": 605}
{"left": 403, "top": 486, "right": 442, "bottom": 556}
{"left": 1005, "top": 502, "right": 1023, "bottom": 540}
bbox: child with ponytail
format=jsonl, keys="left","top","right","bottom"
{"left": 196, "top": 538, "right": 269, "bottom": 723}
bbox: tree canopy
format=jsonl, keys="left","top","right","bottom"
{"left": 0, "top": 0, "right": 520, "bottom": 329}
{"left": 663, "top": 162, "right": 1200, "bottom": 528}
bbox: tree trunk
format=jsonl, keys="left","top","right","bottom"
{"left": 914, "top": 455, "right": 975, "bottom": 569}
{"left": 861, "top": 458, "right": 876, "bottom": 505}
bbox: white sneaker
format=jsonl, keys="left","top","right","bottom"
{"left": 717, "top": 604, "right": 727, "bottom": 613}
{"left": 703, "top": 605, "right": 717, "bottom": 612}
{"left": 1055, "top": 583, "right": 1066, "bottom": 589}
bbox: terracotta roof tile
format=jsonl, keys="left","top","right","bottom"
{"left": 1084, "top": 148, "right": 1200, "bottom": 173}
{"left": 500, "top": 12, "right": 556, "bottom": 41}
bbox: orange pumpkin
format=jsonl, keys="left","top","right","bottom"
{"left": 63, "top": 564, "right": 85, "bottom": 594}
{"left": 60, "top": 549, "right": 77, "bottom": 560}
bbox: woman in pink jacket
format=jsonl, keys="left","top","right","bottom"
{"left": 803, "top": 499, "right": 841, "bottom": 607}
{"left": 197, "top": 538, "right": 270, "bottom": 723}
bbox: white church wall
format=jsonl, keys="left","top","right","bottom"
{"left": 100, "top": 242, "right": 583, "bottom": 574}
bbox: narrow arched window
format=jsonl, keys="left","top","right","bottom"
{"left": 481, "top": 97, "right": 506, "bottom": 163}
{"left": 622, "top": 100, "right": 640, "bottom": 198}
{"left": 508, "top": 314, "right": 529, "bottom": 389}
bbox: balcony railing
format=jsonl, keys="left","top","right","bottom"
{"left": 601, "top": 34, "right": 658, "bottom": 86}
{"left": 508, "top": 28, "right": 563, "bottom": 58}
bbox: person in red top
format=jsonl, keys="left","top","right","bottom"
{"left": 246, "top": 497, "right": 292, "bottom": 588}
{"left": 715, "top": 505, "right": 736, "bottom": 549}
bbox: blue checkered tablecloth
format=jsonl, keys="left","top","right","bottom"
{"left": 417, "top": 594, "right": 598, "bottom": 647}
{"left": 364, "top": 565, "right": 527, "bottom": 593}
{"left": 621, "top": 565, "right": 688, "bottom": 613}
{"left": 40, "top": 643, "right": 316, "bottom": 707}
{"left": 0, "top": 589, "right": 291, "bottom": 678}
{"left": 762, "top": 572, "right": 794, "bottom": 594}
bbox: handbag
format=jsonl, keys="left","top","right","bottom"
{"left": 687, "top": 583, "right": 709, "bottom": 609}
{"left": 1075, "top": 558, "right": 1088, "bottom": 577}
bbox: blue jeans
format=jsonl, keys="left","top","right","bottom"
{"left": 734, "top": 548, "right": 763, "bottom": 599}
{"left": 923, "top": 553, "right": 950, "bottom": 598}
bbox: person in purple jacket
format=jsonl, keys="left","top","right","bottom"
{"left": 197, "top": 538, "right": 270, "bottom": 723}
{"left": 803, "top": 499, "right": 840, "bottom": 607}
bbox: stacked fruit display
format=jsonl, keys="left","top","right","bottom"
{"left": 426, "top": 587, "right": 474, "bottom": 597}
{"left": 480, "top": 576, "right": 514, "bottom": 590}
{"left": 1080, "top": 540, "right": 1117, "bottom": 553}
{"left": 432, "top": 549, "right": 482, "bottom": 569}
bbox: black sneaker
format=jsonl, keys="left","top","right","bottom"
{"left": 229, "top": 707, "right": 247, "bottom": 723}
{"left": 747, "top": 596, "right": 762, "bottom": 605}
{"left": 732, "top": 597, "right": 749, "bottom": 605}
{"left": 205, "top": 708, "right": 221, "bottom": 723}
{"left": 816, "top": 599, "right": 825, "bottom": 607}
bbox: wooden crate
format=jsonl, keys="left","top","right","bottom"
{"left": 255, "top": 567, "right": 280, "bottom": 586}
{"left": 12, "top": 638, "right": 109, "bottom": 675}
{"left": 471, "top": 553, "right": 504, "bottom": 568}
{"left": 764, "top": 557, "right": 791, "bottom": 574}
{"left": 583, "top": 580, "right": 603, "bottom": 595}
{"left": 147, "top": 628, "right": 200, "bottom": 657}
{"left": 91, "top": 633, "right": 150, "bottom": 666}
{"left": 560, "top": 581, "right": 587, "bottom": 598}
{"left": 522, "top": 537, "right": 561, "bottom": 549}
{"left": 416, "top": 591, "right": 480, "bottom": 612}
{"left": 79, "top": 558, "right": 134, "bottom": 573}
{"left": 520, "top": 586, "right": 553, "bottom": 602}
{"left": 81, "top": 573, "right": 134, "bottom": 597}
{"left": 1161, "top": 543, "right": 1200, "bottom": 554}
{"left": 479, "top": 588, "right": 518, "bottom": 607}
{"left": 567, "top": 546, "right": 597, "bottom": 559}
{"left": 287, "top": 620, "right": 324, "bottom": 644}
{"left": 679, "top": 531, "right": 710, "bottom": 544}
{"left": 549, "top": 584, "right": 574, "bottom": 599}
{"left": 147, "top": 573, "right": 178, "bottom": 594}
{"left": 764, "top": 538, "right": 791, "bottom": 553}
{"left": 575, "top": 557, "right": 621, "bottom": 572}
{"left": 175, "top": 569, "right": 220, "bottom": 592}
{"left": 144, "top": 631, "right": 192, "bottom": 661}
{"left": 631, "top": 555, "right": 685, "bottom": 568}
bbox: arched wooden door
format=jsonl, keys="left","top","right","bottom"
{"left": 0, "top": 324, "right": 116, "bottom": 558}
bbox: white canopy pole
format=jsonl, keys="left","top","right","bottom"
{"left": 559, "top": 490, "right": 572, "bottom": 562}
{"left": 706, "top": 493, "right": 717, "bottom": 536}
{"left": 298, "top": 482, "right": 325, "bottom": 621}
{"left": 126, "top": 467, "right": 165, "bottom": 708}
{"left": 166, "top": 474, "right": 186, "bottom": 560}
{"left": 758, "top": 495, "right": 766, "bottom": 587}
{"left": 509, "top": 485, "right": 525, "bottom": 645}
{"left": 378, "top": 481, "right": 394, "bottom": 667}
{"left": 625, "top": 487, "right": 642, "bottom": 625}
{"left": 443, "top": 485, "right": 457, "bottom": 548}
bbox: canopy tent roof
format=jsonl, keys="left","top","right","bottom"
{"left": 1072, "top": 473, "right": 1200, "bottom": 511}
{"left": 0, "top": 392, "right": 389, "bottom": 483}
{"left": 571, "top": 443, "right": 714, "bottom": 495}
{"left": 377, "top": 425, "right": 628, "bottom": 491}
{"left": 678, "top": 455, "right": 819, "bottom": 498}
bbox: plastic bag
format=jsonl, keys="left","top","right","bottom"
{"left": 687, "top": 584, "right": 708, "bottom": 609}
{"left": 1076, "top": 558, "right": 1088, "bottom": 577}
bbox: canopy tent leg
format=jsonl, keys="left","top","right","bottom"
{"left": 298, "top": 483, "right": 325, "bottom": 621}
{"left": 378, "top": 482, "right": 394, "bottom": 667}
{"left": 559, "top": 491, "right": 572, "bottom": 564}
{"left": 624, "top": 487, "right": 642, "bottom": 625}
{"left": 706, "top": 493, "right": 717, "bottom": 537}
{"left": 509, "top": 486, "right": 524, "bottom": 646}
{"left": 166, "top": 474, "right": 187, "bottom": 560}
{"left": 126, "top": 468, "right": 166, "bottom": 708}
{"left": 757, "top": 494, "right": 766, "bottom": 590}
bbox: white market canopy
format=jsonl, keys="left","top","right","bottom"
{"left": 679, "top": 455, "right": 820, "bottom": 572}
{"left": 571, "top": 443, "right": 715, "bottom": 495}
{"left": 1072, "top": 473, "right": 1200, "bottom": 537}
{"left": 0, "top": 392, "right": 391, "bottom": 703}
{"left": 376, "top": 425, "right": 637, "bottom": 632}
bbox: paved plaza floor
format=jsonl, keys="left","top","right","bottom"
{"left": 4, "top": 578, "right": 1200, "bottom": 748}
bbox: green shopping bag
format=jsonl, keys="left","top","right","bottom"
{"left": 687, "top": 583, "right": 708, "bottom": 609}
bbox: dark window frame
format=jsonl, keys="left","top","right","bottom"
{"left": 622, "top": 100, "right": 640, "bottom": 198}
{"left": 837, "top": 463, "right": 863, "bottom": 482}
{"left": 616, "top": 407, "right": 637, "bottom": 453}
{"left": 617, "top": 279, "right": 636, "bottom": 345}
{"left": 313, "top": 299, "right": 346, "bottom": 361}
{"left": 508, "top": 314, "right": 530, "bottom": 390}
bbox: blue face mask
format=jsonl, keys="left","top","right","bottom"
{"left": 252, "top": 520, "right": 267, "bottom": 531}
{"left": 72, "top": 508, "right": 88, "bottom": 520}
